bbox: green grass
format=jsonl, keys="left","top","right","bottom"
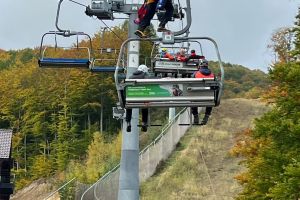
{"left": 140, "top": 99, "right": 268, "bottom": 200}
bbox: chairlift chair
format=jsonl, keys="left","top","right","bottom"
{"left": 114, "top": 36, "right": 224, "bottom": 110}
{"left": 151, "top": 40, "right": 205, "bottom": 77}
{"left": 90, "top": 47, "right": 125, "bottom": 72}
{"left": 38, "top": 31, "right": 93, "bottom": 69}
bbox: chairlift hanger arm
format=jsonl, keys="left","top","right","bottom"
{"left": 173, "top": 0, "right": 191, "bottom": 36}
{"left": 56, "top": 0, "right": 68, "bottom": 33}
{"left": 55, "top": 0, "right": 88, "bottom": 34}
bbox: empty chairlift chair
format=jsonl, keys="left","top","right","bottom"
{"left": 91, "top": 48, "right": 125, "bottom": 72}
{"left": 38, "top": 31, "right": 93, "bottom": 69}
{"left": 114, "top": 36, "right": 224, "bottom": 110}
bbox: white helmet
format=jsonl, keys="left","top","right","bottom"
{"left": 137, "top": 64, "right": 149, "bottom": 73}
{"left": 200, "top": 59, "right": 208, "bottom": 67}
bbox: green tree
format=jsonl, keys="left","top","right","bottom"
{"left": 233, "top": 8, "right": 300, "bottom": 199}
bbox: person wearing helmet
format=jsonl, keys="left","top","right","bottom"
{"left": 135, "top": 0, "right": 174, "bottom": 38}
{"left": 191, "top": 59, "right": 214, "bottom": 125}
{"left": 160, "top": 48, "right": 174, "bottom": 60}
{"left": 126, "top": 64, "right": 150, "bottom": 132}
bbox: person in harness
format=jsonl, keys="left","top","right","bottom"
{"left": 126, "top": 64, "right": 150, "bottom": 132}
{"left": 135, "top": 0, "right": 174, "bottom": 38}
{"left": 191, "top": 59, "right": 214, "bottom": 125}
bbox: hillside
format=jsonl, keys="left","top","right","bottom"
{"left": 141, "top": 99, "right": 269, "bottom": 199}
{"left": 0, "top": 27, "right": 270, "bottom": 193}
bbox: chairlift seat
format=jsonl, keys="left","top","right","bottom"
{"left": 91, "top": 66, "right": 124, "bottom": 72}
{"left": 123, "top": 77, "right": 220, "bottom": 108}
{"left": 38, "top": 58, "right": 90, "bottom": 68}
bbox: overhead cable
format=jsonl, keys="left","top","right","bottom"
{"left": 100, "top": 20, "right": 125, "bottom": 42}
{"left": 68, "top": 0, "right": 87, "bottom": 7}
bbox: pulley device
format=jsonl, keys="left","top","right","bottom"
{"left": 85, "top": 0, "right": 189, "bottom": 36}
{"left": 85, "top": 0, "right": 125, "bottom": 20}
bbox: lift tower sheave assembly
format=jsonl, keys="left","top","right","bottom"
{"left": 86, "top": 0, "right": 135, "bottom": 19}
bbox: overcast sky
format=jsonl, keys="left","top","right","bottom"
{"left": 0, "top": 0, "right": 299, "bottom": 72}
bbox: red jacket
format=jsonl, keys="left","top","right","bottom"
{"left": 177, "top": 54, "right": 187, "bottom": 62}
{"left": 164, "top": 52, "right": 174, "bottom": 60}
{"left": 194, "top": 69, "right": 214, "bottom": 78}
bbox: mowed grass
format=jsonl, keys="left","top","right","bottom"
{"left": 140, "top": 99, "right": 268, "bottom": 200}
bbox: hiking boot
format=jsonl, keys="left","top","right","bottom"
{"left": 157, "top": 27, "right": 170, "bottom": 32}
{"left": 126, "top": 122, "right": 131, "bottom": 132}
{"left": 200, "top": 115, "right": 210, "bottom": 125}
{"left": 193, "top": 115, "right": 199, "bottom": 124}
{"left": 141, "top": 122, "right": 148, "bottom": 132}
{"left": 135, "top": 30, "right": 147, "bottom": 38}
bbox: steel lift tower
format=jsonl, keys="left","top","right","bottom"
{"left": 85, "top": 1, "right": 191, "bottom": 199}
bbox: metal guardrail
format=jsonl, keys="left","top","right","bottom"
{"left": 44, "top": 108, "right": 189, "bottom": 200}
{"left": 81, "top": 107, "right": 189, "bottom": 199}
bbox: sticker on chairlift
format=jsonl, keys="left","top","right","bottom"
{"left": 126, "top": 84, "right": 180, "bottom": 97}
{"left": 155, "top": 61, "right": 183, "bottom": 68}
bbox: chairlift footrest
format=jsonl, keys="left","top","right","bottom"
{"left": 178, "top": 123, "right": 203, "bottom": 126}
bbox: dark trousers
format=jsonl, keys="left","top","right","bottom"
{"left": 191, "top": 107, "right": 212, "bottom": 116}
{"left": 139, "top": 2, "right": 158, "bottom": 31}
{"left": 158, "top": 0, "right": 174, "bottom": 27}
{"left": 139, "top": 0, "right": 174, "bottom": 31}
{"left": 126, "top": 108, "right": 148, "bottom": 124}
